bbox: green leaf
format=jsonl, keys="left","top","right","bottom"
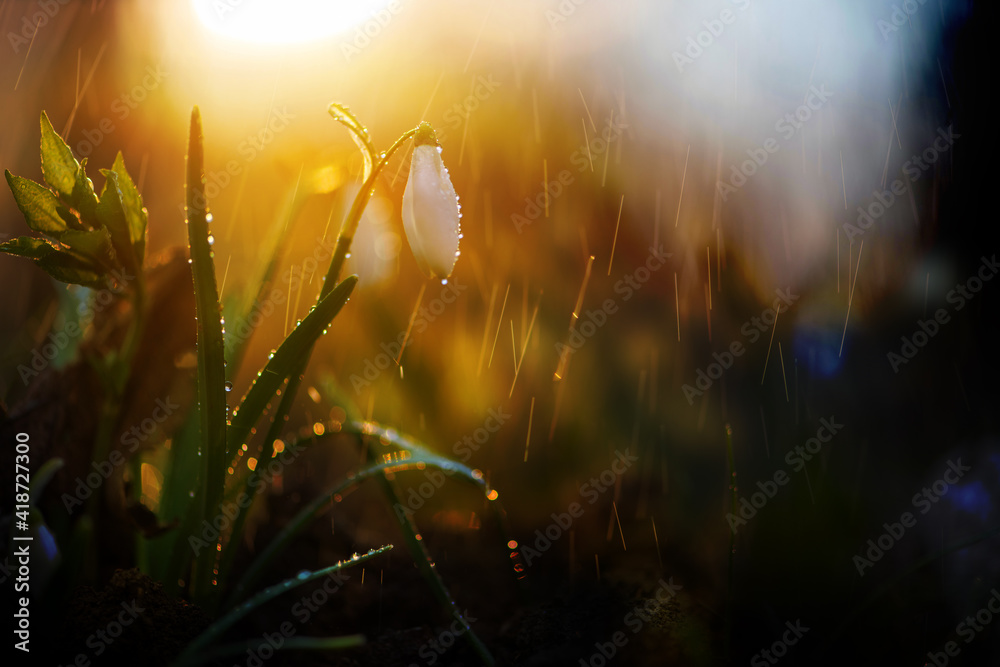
{"left": 5, "top": 170, "right": 68, "bottom": 236}
{"left": 39, "top": 111, "right": 81, "bottom": 201}
{"left": 60, "top": 228, "right": 117, "bottom": 271}
{"left": 177, "top": 546, "right": 391, "bottom": 666}
{"left": 0, "top": 236, "right": 57, "bottom": 260}
{"left": 56, "top": 204, "right": 86, "bottom": 231}
{"left": 225, "top": 419, "right": 509, "bottom": 666}
{"left": 29, "top": 458, "right": 64, "bottom": 507}
{"left": 216, "top": 274, "right": 359, "bottom": 590}
{"left": 71, "top": 161, "right": 99, "bottom": 228}
{"left": 185, "top": 106, "right": 228, "bottom": 606}
{"left": 36, "top": 250, "right": 105, "bottom": 287}
{"left": 226, "top": 274, "right": 358, "bottom": 462}
{"left": 180, "top": 636, "right": 366, "bottom": 666}
{"left": 111, "top": 152, "right": 147, "bottom": 266}
{"left": 96, "top": 170, "right": 137, "bottom": 273}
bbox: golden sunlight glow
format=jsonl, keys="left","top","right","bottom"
{"left": 191, "top": 0, "right": 397, "bottom": 45}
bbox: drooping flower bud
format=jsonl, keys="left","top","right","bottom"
{"left": 401, "top": 122, "right": 461, "bottom": 281}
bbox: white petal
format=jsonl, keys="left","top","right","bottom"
{"left": 401, "top": 145, "right": 461, "bottom": 279}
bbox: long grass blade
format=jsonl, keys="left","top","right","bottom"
{"left": 226, "top": 422, "right": 498, "bottom": 602}
{"left": 180, "top": 635, "right": 365, "bottom": 666}
{"left": 185, "top": 107, "right": 228, "bottom": 604}
{"left": 226, "top": 274, "right": 358, "bottom": 463}
{"left": 174, "top": 545, "right": 392, "bottom": 666}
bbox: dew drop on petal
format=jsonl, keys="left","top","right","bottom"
{"left": 225, "top": 381, "right": 233, "bottom": 392}
{"left": 207, "top": 235, "right": 215, "bottom": 246}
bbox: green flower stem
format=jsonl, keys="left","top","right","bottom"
{"left": 82, "top": 269, "right": 146, "bottom": 572}
{"left": 321, "top": 128, "right": 417, "bottom": 297}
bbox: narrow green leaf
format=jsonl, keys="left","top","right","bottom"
{"left": 226, "top": 422, "right": 498, "bottom": 607}
{"left": 60, "top": 228, "right": 117, "bottom": 271}
{"left": 56, "top": 204, "right": 86, "bottom": 231}
{"left": 226, "top": 274, "right": 358, "bottom": 462}
{"left": 0, "top": 236, "right": 57, "bottom": 260}
{"left": 111, "top": 152, "right": 147, "bottom": 266}
{"left": 5, "top": 170, "right": 68, "bottom": 236}
{"left": 179, "top": 635, "right": 366, "bottom": 666}
{"left": 149, "top": 409, "right": 202, "bottom": 588}
{"left": 36, "top": 250, "right": 105, "bottom": 287}
{"left": 177, "top": 545, "right": 392, "bottom": 666}
{"left": 39, "top": 111, "right": 80, "bottom": 200}
{"left": 30, "top": 458, "right": 65, "bottom": 506}
{"left": 96, "top": 170, "right": 137, "bottom": 273}
{"left": 71, "top": 161, "right": 99, "bottom": 228}
{"left": 185, "top": 106, "right": 228, "bottom": 606}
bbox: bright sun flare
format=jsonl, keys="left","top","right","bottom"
{"left": 191, "top": 0, "right": 396, "bottom": 45}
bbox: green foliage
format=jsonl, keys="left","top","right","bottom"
{"left": 1, "top": 112, "right": 146, "bottom": 288}
{"left": 4, "top": 105, "right": 501, "bottom": 665}
{"left": 184, "top": 108, "right": 230, "bottom": 604}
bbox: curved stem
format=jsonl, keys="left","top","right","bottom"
{"left": 321, "top": 127, "right": 417, "bottom": 295}
{"left": 327, "top": 103, "right": 378, "bottom": 181}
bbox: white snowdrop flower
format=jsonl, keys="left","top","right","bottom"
{"left": 401, "top": 122, "right": 461, "bottom": 280}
